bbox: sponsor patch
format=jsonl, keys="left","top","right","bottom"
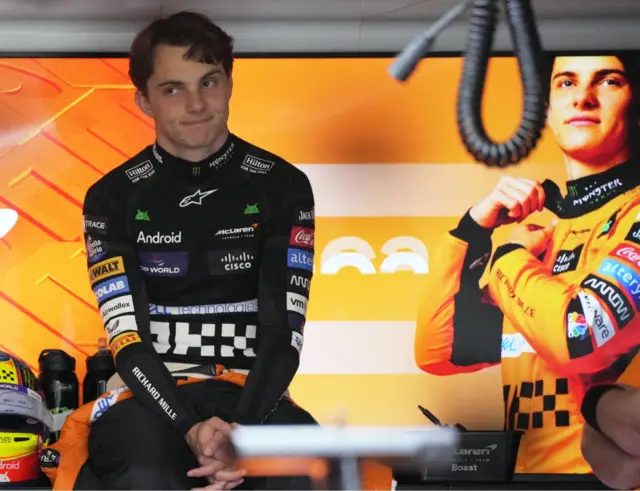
{"left": 551, "top": 245, "right": 583, "bottom": 275}
{"left": 289, "top": 226, "right": 314, "bottom": 248}
{"left": 287, "top": 248, "right": 314, "bottom": 272}
{"left": 83, "top": 215, "right": 108, "bottom": 235}
{"left": 208, "top": 250, "right": 256, "bottom": 275}
{"left": 291, "top": 331, "right": 304, "bottom": 355}
{"left": 597, "top": 258, "right": 640, "bottom": 310}
{"left": 89, "top": 256, "right": 125, "bottom": 286}
{"left": 610, "top": 243, "right": 640, "bottom": 270}
{"left": 89, "top": 390, "right": 120, "bottom": 423}
{"left": 287, "top": 271, "right": 311, "bottom": 294}
{"left": 215, "top": 225, "right": 258, "bottom": 241}
{"left": 39, "top": 448, "right": 60, "bottom": 468}
{"left": 625, "top": 221, "right": 640, "bottom": 246}
{"left": 137, "top": 230, "right": 182, "bottom": 244}
{"left": 287, "top": 292, "right": 308, "bottom": 316}
{"left": 105, "top": 314, "right": 138, "bottom": 343}
{"left": 125, "top": 160, "right": 155, "bottom": 183}
{"left": 149, "top": 299, "right": 258, "bottom": 315}
{"left": 86, "top": 235, "right": 107, "bottom": 264}
{"left": 240, "top": 154, "right": 275, "bottom": 175}
{"left": 92, "top": 275, "right": 130, "bottom": 304}
{"left": 581, "top": 274, "right": 635, "bottom": 329}
{"left": 566, "top": 297, "right": 594, "bottom": 359}
{"left": 138, "top": 252, "right": 188, "bottom": 277}
{"left": 110, "top": 331, "right": 142, "bottom": 355}
{"left": 294, "top": 206, "right": 315, "bottom": 224}
{"left": 598, "top": 210, "right": 619, "bottom": 238}
{"left": 577, "top": 291, "right": 616, "bottom": 347}
{"left": 99, "top": 294, "right": 135, "bottom": 323}
{"left": 179, "top": 189, "right": 217, "bottom": 208}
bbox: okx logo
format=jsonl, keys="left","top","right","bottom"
{"left": 320, "top": 236, "right": 428, "bottom": 275}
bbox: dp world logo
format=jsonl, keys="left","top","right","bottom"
{"left": 0, "top": 209, "right": 18, "bottom": 239}
{"left": 320, "top": 236, "right": 428, "bottom": 275}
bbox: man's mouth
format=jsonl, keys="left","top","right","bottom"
{"left": 565, "top": 115, "right": 600, "bottom": 126}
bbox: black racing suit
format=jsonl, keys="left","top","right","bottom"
{"left": 82, "top": 133, "right": 315, "bottom": 488}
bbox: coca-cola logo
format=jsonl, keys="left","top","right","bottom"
{"left": 613, "top": 244, "right": 640, "bottom": 268}
{"left": 290, "top": 226, "right": 314, "bottom": 247}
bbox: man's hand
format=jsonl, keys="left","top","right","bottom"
{"left": 596, "top": 385, "right": 640, "bottom": 457}
{"left": 185, "top": 417, "right": 245, "bottom": 488}
{"left": 469, "top": 176, "right": 546, "bottom": 229}
{"left": 506, "top": 222, "right": 555, "bottom": 258}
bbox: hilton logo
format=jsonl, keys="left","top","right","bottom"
{"left": 240, "top": 154, "right": 275, "bottom": 175}
{"left": 125, "top": 160, "right": 155, "bottom": 183}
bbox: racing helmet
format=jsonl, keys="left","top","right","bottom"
{"left": 0, "top": 351, "right": 52, "bottom": 485}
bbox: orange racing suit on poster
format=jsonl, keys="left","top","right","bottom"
{"left": 415, "top": 160, "right": 640, "bottom": 474}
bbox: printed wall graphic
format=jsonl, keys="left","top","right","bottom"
{"left": 1, "top": 55, "right": 638, "bottom": 475}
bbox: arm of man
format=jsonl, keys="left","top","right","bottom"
{"left": 487, "top": 199, "right": 640, "bottom": 373}
{"left": 415, "top": 211, "right": 504, "bottom": 375}
{"left": 581, "top": 383, "right": 640, "bottom": 489}
{"left": 232, "top": 169, "right": 314, "bottom": 425}
{"left": 84, "top": 179, "right": 202, "bottom": 436}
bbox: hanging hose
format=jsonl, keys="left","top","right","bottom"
{"left": 389, "top": 0, "right": 547, "bottom": 167}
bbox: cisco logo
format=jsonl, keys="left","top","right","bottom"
{"left": 320, "top": 236, "right": 429, "bottom": 275}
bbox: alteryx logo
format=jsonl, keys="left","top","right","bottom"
{"left": 0, "top": 209, "right": 18, "bottom": 239}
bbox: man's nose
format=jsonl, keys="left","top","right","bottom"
{"left": 573, "top": 87, "right": 598, "bottom": 109}
{"left": 185, "top": 90, "right": 206, "bottom": 112}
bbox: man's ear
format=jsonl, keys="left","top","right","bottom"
{"left": 228, "top": 74, "right": 234, "bottom": 97}
{"left": 135, "top": 91, "right": 154, "bottom": 118}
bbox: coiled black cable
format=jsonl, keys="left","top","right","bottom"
{"left": 458, "top": 0, "right": 546, "bottom": 167}
{"left": 389, "top": 0, "right": 547, "bottom": 167}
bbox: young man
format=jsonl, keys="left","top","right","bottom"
{"left": 414, "top": 54, "right": 640, "bottom": 474}
{"left": 80, "top": 11, "right": 316, "bottom": 490}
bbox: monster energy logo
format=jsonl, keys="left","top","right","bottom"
{"left": 568, "top": 185, "right": 578, "bottom": 197}
{"left": 192, "top": 167, "right": 201, "bottom": 176}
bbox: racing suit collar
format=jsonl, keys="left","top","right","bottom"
{"left": 151, "top": 134, "right": 238, "bottom": 181}
{"left": 542, "top": 158, "right": 640, "bottom": 219}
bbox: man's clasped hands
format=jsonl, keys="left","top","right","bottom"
{"left": 185, "top": 417, "right": 247, "bottom": 490}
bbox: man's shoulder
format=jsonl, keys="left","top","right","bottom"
{"left": 86, "top": 146, "right": 156, "bottom": 197}
{"left": 235, "top": 137, "right": 309, "bottom": 186}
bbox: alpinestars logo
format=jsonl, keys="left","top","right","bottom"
{"left": 179, "top": 189, "right": 218, "bottom": 207}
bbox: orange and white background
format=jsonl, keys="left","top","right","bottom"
{"left": 0, "top": 57, "right": 569, "bottom": 436}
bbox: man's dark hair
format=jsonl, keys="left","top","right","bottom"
{"left": 129, "top": 11, "right": 234, "bottom": 93}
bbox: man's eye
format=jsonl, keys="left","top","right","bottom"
{"left": 559, "top": 80, "right": 573, "bottom": 88}
{"left": 165, "top": 87, "right": 179, "bottom": 95}
{"left": 202, "top": 79, "right": 216, "bottom": 88}
{"left": 602, "top": 78, "right": 622, "bottom": 86}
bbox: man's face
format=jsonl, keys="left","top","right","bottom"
{"left": 547, "top": 56, "right": 634, "bottom": 164}
{"left": 137, "top": 44, "right": 232, "bottom": 152}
